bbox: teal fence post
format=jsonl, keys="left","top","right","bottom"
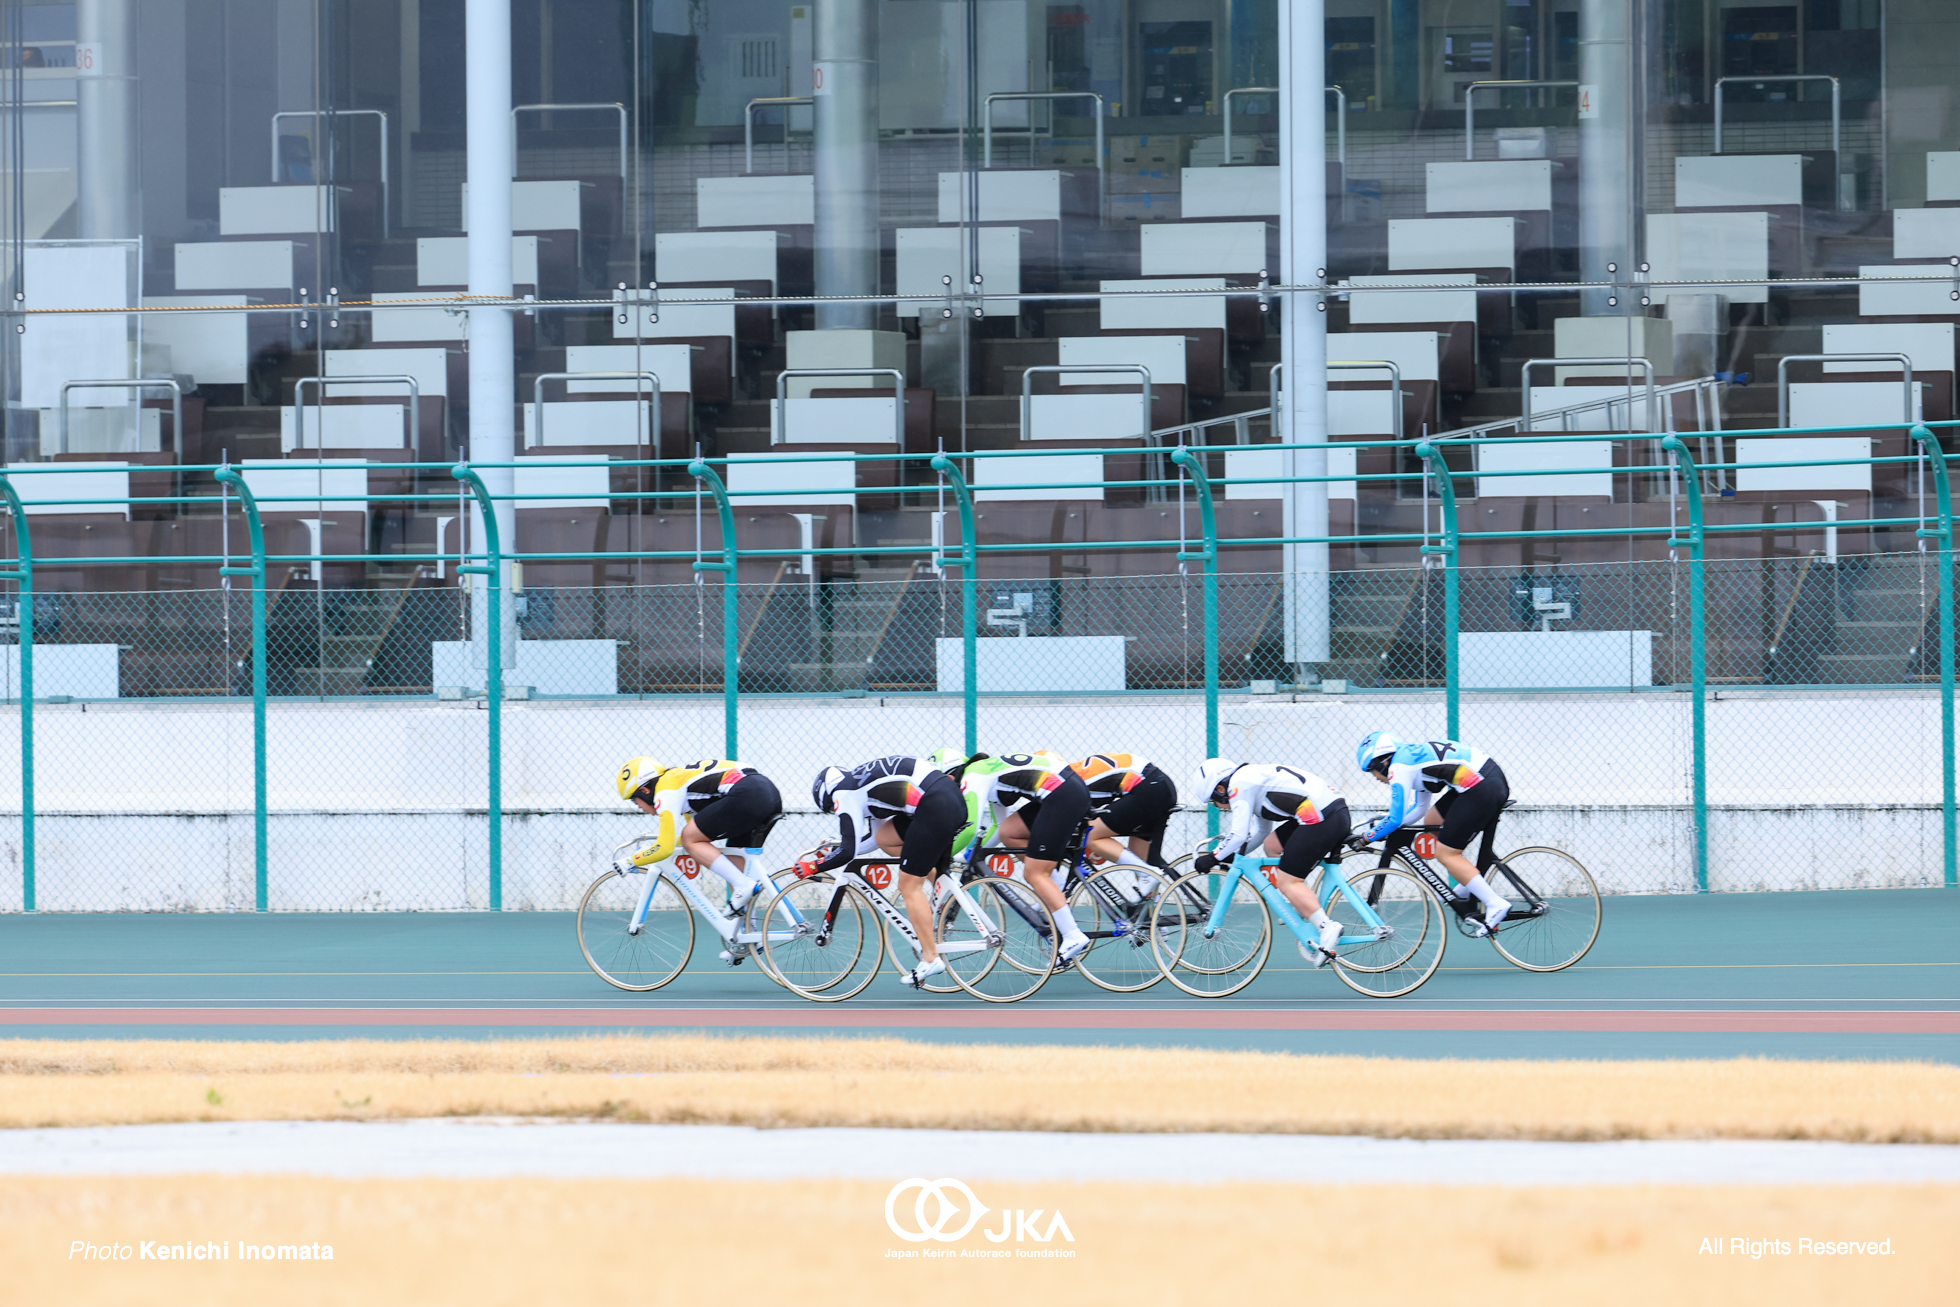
{"left": 1911, "top": 425, "right": 1957, "bottom": 888}
{"left": 450, "top": 463, "right": 504, "bottom": 911}
{"left": 1412, "top": 441, "right": 1461, "bottom": 736}
{"left": 930, "top": 454, "right": 979, "bottom": 754}
{"left": 1171, "top": 447, "right": 1221, "bottom": 836}
{"left": 686, "top": 458, "right": 741, "bottom": 758}
{"left": 1661, "top": 436, "right": 1710, "bottom": 893}
{"left": 0, "top": 474, "right": 34, "bottom": 911}
{"left": 212, "top": 468, "right": 269, "bottom": 911}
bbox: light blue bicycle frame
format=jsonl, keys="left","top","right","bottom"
{"left": 1199, "top": 854, "right": 1391, "bottom": 949}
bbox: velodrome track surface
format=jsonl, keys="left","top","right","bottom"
{"left": 3, "top": 888, "right": 1956, "bottom": 1061}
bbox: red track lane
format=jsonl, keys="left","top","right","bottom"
{"left": 2, "top": 1008, "right": 1956, "bottom": 1033}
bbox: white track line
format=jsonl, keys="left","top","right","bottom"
{"left": 0, "top": 1121, "right": 1956, "bottom": 1186}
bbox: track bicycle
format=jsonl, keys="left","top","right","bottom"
{"left": 759, "top": 852, "right": 1059, "bottom": 1004}
{"left": 1334, "top": 818, "right": 1602, "bottom": 973}
{"left": 959, "top": 842, "right": 1180, "bottom": 992}
{"left": 1149, "top": 845, "right": 1445, "bottom": 999}
{"left": 575, "top": 837, "right": 805, "bottom": 991}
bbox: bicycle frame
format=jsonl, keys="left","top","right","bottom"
{"left": 1201, "top": 855, "right": 1395, "bottom": 948}
{"left": 625, "top": 858, "right": 803, "bottom": 950}
{"left": 809, "top": 857, "right": 1007, "bottom": 962}
{"left": 1358, "top": 832, "right": 1552, "bottom": 925}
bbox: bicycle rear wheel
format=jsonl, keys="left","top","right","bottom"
{"left": 1484, "top": 847, "right": 1602, "bottom": 972}
{"left": 1324, "top": 864, "right": 1444, "bottom": 998}
{"left": 1068, "top": 865, "right": 1174, "bottom": 993}
{"left": 1150, "top": 872, "right": 1271, "bottom": 998}
{"left": 576, "top": 869, "right": 694, "bottom": 991}
{"left": 759, "top": 874, "right": 883, "bottom": 1002}
{"left": 939, "top": 878, "right": 1058, "bottom": 1003}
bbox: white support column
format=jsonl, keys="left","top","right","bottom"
{"left": 467, "top": 0, "right": 517, "bottom": 669}
{"left": 76, "top": 0, "right": 140, "bottom": 240}
{"left": 1279, "top": 0, "right": 1330, "bottom": 674}
{"left": 812, "top": 0, "right": 879, "bottom": 329}
{"left": 1579, "top": 0, "right": 1632, "bottom": 316}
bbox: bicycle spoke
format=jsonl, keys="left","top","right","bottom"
{"left": 760, "top": 876, "right": 883, "bottom": 1001}
{"left": 1151, "top": 872, "right": 1269, "bottom": 998}
{"left": 1484, "top": 848, "right": 1602, "bottom": 972}
{"left": 576, "top": 870, "right": 694, "bottom": 992}
{"left": 1068, "top": 865, "right": 1175, "bottom": 993}
{"left": 1325, "top": 862, "right": 1444, "bottom": 998}
{"left": 940, "top": 878, "right": 1057, "bottom": 1003}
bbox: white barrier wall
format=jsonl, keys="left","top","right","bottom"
{"left": 0, "top": 690, "right": 1944, "bottom": 909}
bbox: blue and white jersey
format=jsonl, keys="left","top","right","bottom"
{"left": 1365, "top": 740, "right": 1491, "bottom": 840}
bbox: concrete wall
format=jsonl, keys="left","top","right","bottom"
{"left": 0, "top": 688, "right": 1946, "bottom": 909}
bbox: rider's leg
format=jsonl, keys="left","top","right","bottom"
{"left": 1426, "top": 779, "right": 1510, "bottom": 926}
{"left": 893, "top": 776, "right": 969, "bottom": 977}
{"left": 895, "top": 871, "right": 940, "bottom": 964}
{"left": 1020, "top": 777, "right": 1095, "bottom": 953}
{"left": 685, "top": 775, "right": 781, "bottom": 907}
{"left": 679, "top": 821, "right": 749, "bottom": 895}
{"left": 1276, "top": 804, "right": 1353, "bottom": 962}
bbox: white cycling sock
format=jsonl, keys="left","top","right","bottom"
{"left": 1462, "top": 873, "right": 1505, "bottom": 910}
{"left": 1052, "top": 905, "right": 1083, "bottom": 938}
{"left": 1112, "top": 850, "right": 1151, "bottom": 869}
{"left": 1308, "top": 909, "right": 1333, "bottom": 930}
{"left": 705, "top": 854, "right": 750, "bottom": 892}
{"left": 1450, "top": 878, "right": 1475, "bottom": 899}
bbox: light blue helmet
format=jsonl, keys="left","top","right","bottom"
{"left": 1357, "top": 731, "right": 1401, "bottom": 775}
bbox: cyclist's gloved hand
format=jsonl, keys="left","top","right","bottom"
{"left": 793, "top": 856, "right": 821, "bottom": 880}
{"left": 1194, "top": 852, "right": 1233, "bottom": 874}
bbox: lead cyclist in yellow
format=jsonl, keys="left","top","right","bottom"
{"left": 614, "top": 757, "right": 783, "bottom": 911}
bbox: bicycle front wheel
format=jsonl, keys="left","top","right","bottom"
{"left": 1069, "top": 865, "right": 1175, "bottom": 992}
{"left": 576, "top": 869, "right": 694, "bottom": 991}
{"left": 940, "top": 878, "right": 1058, "bottom": 1003}
{"left": 1324, "top": 863, "right": 1444, "bottom": 999}
{"left": 759, "top": 875, "right": 884, "bottom": 1002}
{"left": 1150, "top": 872, "right": 1271, "bottom": 998}
{"left": 1485, "top": 847, "right": 1602, "bottom": 972}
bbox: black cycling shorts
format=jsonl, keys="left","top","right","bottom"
{"left": 692, "top": 773, "right": 784, "bottom": 849}
{"left": 894, "top": 772, "right": 966, "bottom": 880}
{"left": 1096, "top": 763, "right": 1177, "bottom": 858}
{"left": 1272, "top": 799, "right": 1353, "bottom": 878}
{"left": 1016, "top": 771, "right": 1092, "bottom": 863}
{"left": 1432, "top": 758, "right": 1509, "bottom": 853}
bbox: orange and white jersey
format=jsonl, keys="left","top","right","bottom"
{"left": 1069, "top": 752, "right": 1152, "bottom": 809}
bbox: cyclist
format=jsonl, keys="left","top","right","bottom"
{"left": 614, "top": 757, "right": 780, "bottom": 911}
{"left": 810, "top": 755, "right": 968, "bottom": 989}
{"left": 1355, "top": 732, "right": 1512, "bottom": 934}
{"left": 1069, "top": 751, "right": 1177, "bottom": 896}
{"left": 956, "top": 751, "right": 1094, "bottom": 965}
{"left": 1188, "top": 758, "right": 1348, "bottom": 966}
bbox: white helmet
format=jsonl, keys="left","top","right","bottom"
{"left": 1192, "top": 758, "right": 1239, "bottom": 808}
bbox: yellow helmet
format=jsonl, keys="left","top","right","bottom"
{"left": 615, "top": 757, "right": 669, "bottom": 802}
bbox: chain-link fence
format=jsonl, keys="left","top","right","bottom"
{"left": 0, "top": 441, "right": 1955, "bottom": 910}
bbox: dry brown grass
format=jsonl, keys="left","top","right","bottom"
{"left": 1, "top": 1035, "right": 1957, "bottom": 1142}
{"left": 2, "top": 1175, "right": 1954, "bottom": 1307}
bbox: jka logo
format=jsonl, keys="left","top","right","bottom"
{"left": 884, "top": 1178, "right": 1073, "bottom": 1245}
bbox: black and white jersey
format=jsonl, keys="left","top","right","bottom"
{"left": 816, "top": 756, "right": 941, "bottom": 872}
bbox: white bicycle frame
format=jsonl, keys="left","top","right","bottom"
{"left": 615, "top": 838, "right": 787, "bottom": 953}
{"left": 819, "top": 859, "right": 1015, "bottom": 965}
